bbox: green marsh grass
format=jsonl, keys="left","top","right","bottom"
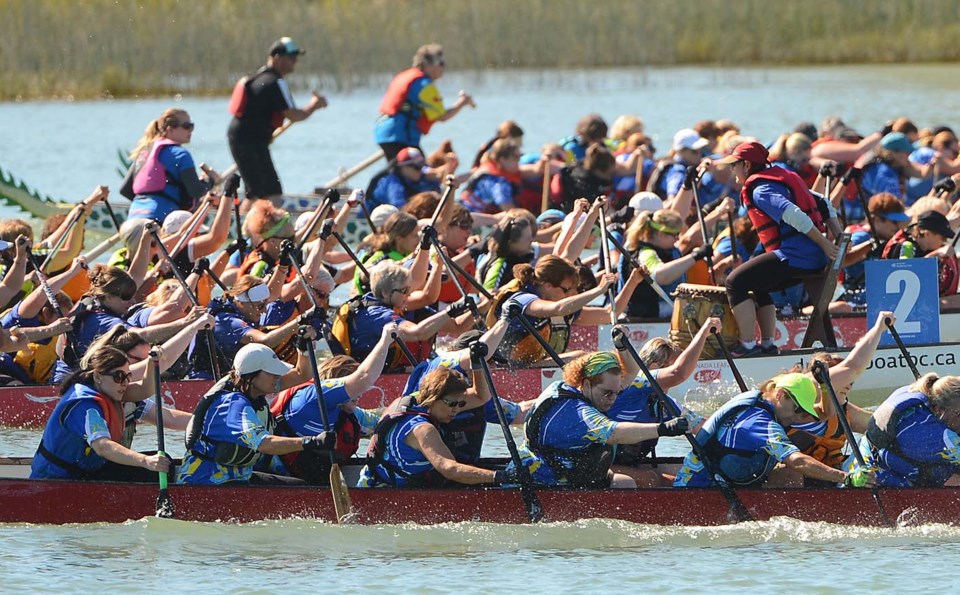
{"left": 2, "top": 0, "right": 960, "bottom": 100}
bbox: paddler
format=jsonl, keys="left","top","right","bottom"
{"left": 265, "top": 323, "right": 398, "bottom": 484}
{"left": 374, "top": 43, "right": 474, "bottom": 161}
{"left": 847, "top": 372, "right": 960, "bottom": 487}
{"left": 511, "top": 350, "right": 689, "bottom": 489}
{"left": 177, "top": 339, "right": 336, "bottom": 485}
{"left": 674, "top": 373, "right": 873, "bottom": 489}
{"left": 719, "top": 141, "right": 842, "bottom": 358}
{"left": 357, "top": 366, "right": 511, "bottom": 488}
{"left": 30, "top": 344, "right": 171, "bottom": 481}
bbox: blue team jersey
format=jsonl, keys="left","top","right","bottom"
{"left": 30, "top": 384, "right": 115, "bottom": 479}
{"left": 176, "top": 386, "right": 272, "bottom": 485}
{"left": 751, "top": 180, "right": 828, "bottom": 270}
{"left": 674, "top": 396, "right": 798, "bottom": 487}
{"left": 357, "top": 406, "right": 436, "bottom": 487}
{"left": 128, "top": 144, "right": 197, "bottom": 222}
{"left": 509, "top": 382, "right": 619, "bottom": 486}
{"left": 278, "top": 379, "right": 352, "bottom": 436}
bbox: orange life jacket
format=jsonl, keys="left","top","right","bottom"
{"left": 378, "top": 68, "right": 435, "bottom": 135}
{"left": 788, "top": 415, "right": 847, "bottom": 468}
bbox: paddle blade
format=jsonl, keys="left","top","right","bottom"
{"left": 156, "top": 490, "right": 175, "bottom": 519}
{"left": 521, "top": 487, "right": 545, "bottom": 523}
{"left": 330, "top": 464, "right": 355, "bottom": 524}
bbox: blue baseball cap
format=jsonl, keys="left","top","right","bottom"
{"left": 537, "top": 209, "right": 566, "bottom": 225}
{"left": 269, "top": 37, "right": 305, "bottom": 57}
{"left": 881, "top": 132, "right": 914, "bottom": 154}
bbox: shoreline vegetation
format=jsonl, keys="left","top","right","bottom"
{"left": 3, "top": 0, "right": 960, "bottom": 101}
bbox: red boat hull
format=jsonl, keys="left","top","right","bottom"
{"left": 1, "top": 477, "right": 958, "bottom": 526}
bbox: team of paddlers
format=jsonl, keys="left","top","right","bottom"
{"left": 4, "top": 38, "right": 960, "bottom": 493}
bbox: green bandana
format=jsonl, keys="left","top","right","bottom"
{"left": 584, "top": 351, "right": 621, "bottom": 378}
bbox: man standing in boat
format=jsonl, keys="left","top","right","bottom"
{"left": 374, "top": 43, "right": 474, "bottom": 161}
{"left": 227, "top": 37, "right": 327, "bottom": 208}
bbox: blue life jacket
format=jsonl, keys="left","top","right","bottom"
{"left": 865, "top": 388, "right": 955, "bottom": 486}
{"left": 698, "top": 391, "right": 778, "bottom": 487}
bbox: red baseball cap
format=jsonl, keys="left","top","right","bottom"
{"left": 717, "top": 141, "right": 769, "bottom": 166}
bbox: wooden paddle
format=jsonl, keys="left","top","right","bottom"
{"left": 614, "top": 326, "right": 754, "bottom": 523}
{"left": 811, "top": 359, "right": 892, "bottom": 526}
{"left": 150, "top": 348, "right": 175, "bottom": 518}
{"left": 472, "top": 342, "right": 545, "bottom": 522}
{"left": 302, "top": 328, "right": 354, "bottom": 523}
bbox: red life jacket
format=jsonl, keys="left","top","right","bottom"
{"left": 132, "top": 138, "right": 179, "bottom": 195}
{"left": 271, "top": 381, "right": 362, "bottom": 467}
{"left": 742, "top": 166, "right": 827, "bottom": 252}
{"left": 378, "top": 67, "right": 435, "bottom": 135}
{"left": 228, "top": 67, "right": 286, "bottom": 133}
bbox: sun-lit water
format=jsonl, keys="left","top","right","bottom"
{"left": 4, "top": 64, "right": 960, "bottom": 592}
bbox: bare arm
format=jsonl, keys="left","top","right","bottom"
{"left": 343, "top": 324, "right": 398, "bottom": 396}
{"left": 0, "top": 240, "right": 28, "bottom": 307}
{"left": 576, "top": 268, "right": 644, "bottom": 325}
{"left": 558, "top": 199, "right": 603, "bottom": 263}
{"left": 657, "top": 317, "right": 720, "bottom": 389}
{"left": 828, "top": 311, "right": 892, "bottom": 396}
{"left": 398, "top": 309, "right": 452, "bottom": 341}
{"left": 524, "top": 273, "right": 617, "bottom": 319}
{"left": 405, "top": 256, "right": 444, "bottom": 310}
{"left": 783, "top": 451, "right": 847, "bottom": 483}
{"left": 608, "top": 420, "right": 661, "bottom": 445}
{"left": 189, "top": 194, "right": 232, "bottom": 258}
{"left": 410, "top": 423, "right": 496, "bottom": 484}
{"left": 91, "top": 437, "right": 169, "bottom": 472}
{"left": 19, "top": 257, "right": 85, "bottom": 319}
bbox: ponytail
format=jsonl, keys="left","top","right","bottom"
{"left": 512, "top": 263, "right": 535, "bottom": 286}
{"left": 128, "top": 108, "right": 187, "bottom": 160}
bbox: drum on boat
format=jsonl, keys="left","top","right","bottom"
{"left": 669, "top": 283, "right": 739, "bottom": 357}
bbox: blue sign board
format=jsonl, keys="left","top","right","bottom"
{"left": 865, "top": 258, "right": 940, "bottom": 347}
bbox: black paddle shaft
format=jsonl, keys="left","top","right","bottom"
{"left": 319, "top": 219, "right": 370, "bottom": 280}
{"left": 811, "top": 360, "right": 893, "bottom": 526}
{"left": 474, "top": 346, "right": 545, "bottom": 523}
{"left": 710, "top": 329, "right": 748, "bottom": 392}
{"left": 504, "top": 303, "right": 565, "bottom": 367}
{"left": 885, "top": 318, "right": 921, "bottom": 380}
{"left": 147, "top": 225, "right": 221, "bottom": 378}
{"left": 23, "top": 246, "right": 80, "bottom": 364}
{"left": 426, "top": 232, "right": 487, "bottom": 329}
{"left": 614, "top": 327, "right": 754, "bottom": 523}
{"left": 151, "top": 349, "right": 174, "bottom": 518}
{"left": 688, "top": 167, "right": 717, "bottom": 285}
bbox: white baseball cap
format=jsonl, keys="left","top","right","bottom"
{"left": 234, "top": 343, "right": 293, "bottom": 376}
{"left": 629, "top": 192, "right": 663, "bottom": 214}
{"left": 294, "top": 211, "right": 314, "bottom": 233}
{"left": 370, "top": 204, "right": 399, "bottom": 230}
{"left": 162, "top": 210, "right": 208, "bottom": 235}
{"left": 672, "top": 128, "right": 709, "bottom": 152}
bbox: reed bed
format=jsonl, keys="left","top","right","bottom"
{"left": 2, "top": 0, "right": 960, "bottom": 100}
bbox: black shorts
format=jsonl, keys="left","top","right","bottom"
{"left": 229, "top": 139, "right": 282, "bottom": 198}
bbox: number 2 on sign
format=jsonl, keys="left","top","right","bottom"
{"left": 886, "top": 269, "right": 921, "bottom": 334}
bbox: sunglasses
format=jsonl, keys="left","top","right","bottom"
{"left": 312, "top": 288, "right": 329, "bottom": 300}
{"left": 441, "top": 397, "right": 466, "bottom": 408}
{"left": 453, "top": 220, "right": 473, "bottom": 230}
{"left": 391, "top": 287, "right": 410, "bottom": 295}
{"left": 558, "top": 283, "right": 576, "bottom": 293}
{"left": 175, "top": 121, "right": 195, "bottom": 131}
{"left": 106, "top": 370, "right": 132, "bottom": 384}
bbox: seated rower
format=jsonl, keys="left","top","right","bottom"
{"left": 881, "top": 210, "right": 957, "bottom": 297}
{"left": 358, "top": 367, "right": 510, "bottom": 488}
{"left": 847, "top": 373, "right": 960, "bottom": 487}
{"left": 330, "top": 261, "right": 472, "bottom": 372}
{"left": 30, "top": 345, "right": 170, "bottom": 481}
{"left": 607, "top": 318, "right": 720, "bottom": 486}
{"left": 512, "top": 351, "right": 689, "bottom": 489}
{"left": 188, "top": 275, "right": 304, "bottom": 379}
{"left": 785, "top": 311, "right": 894, "bottom": 482}
{"left": 267, "top": 323, "right": 398, "bottom": 484}
{"left": 177, "top": 339, "right": 334, "bottom": 485}
{"left": 487, "top": 255, "right": 643, "bottom": 366}
{"left": 674, "top": 373, "right": 872, "bottom": 489}
{"left": 399, "top": 319, "right": 530, "bottom": 465}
